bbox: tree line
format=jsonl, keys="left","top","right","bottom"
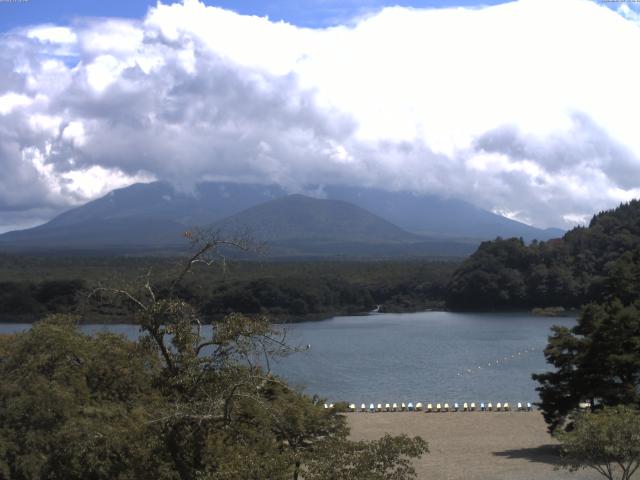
{"left": 0, "top": 260, "right": 455, "bottom": 322}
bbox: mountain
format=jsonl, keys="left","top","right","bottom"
{"left": 0, "top": 182, "right": 286, "bottom": 251}
{"left": 322, "top": 186, "right": 564, "bottom": 241}
{"left": 0, "top": 181, "right": 563, "bottom": 256}
{"left": 211, "top": 194, "right": 476, "bottom": 257}
{"left": 41, "top": 182, "right": 286, "bottom": 229}
{"left": 215, "top": 194, "right": 419, "bottom": 243}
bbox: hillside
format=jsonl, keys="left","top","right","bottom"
{"left": 446, "top": 200, "right": 640, "bottom": 310}
{"left": 213, "top": 194, "right": 480, "bottom": 257}
{"left": 215, "top": 194, "right": 420, "bottom": 243}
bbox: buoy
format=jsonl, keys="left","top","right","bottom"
{"left": 463, "top": 402, "right": 468, "bottom": 411}
{"left": 427, "top": 403, "right": 433, "bottom": 412}
{"left": 416, "top": 402, "right": 423, "bottom": 411}
{"left": 470, "top": 402, "right": 476, "bottom": 411}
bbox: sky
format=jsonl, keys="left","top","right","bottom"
{"left": 0, "top": 0, "right": 639, "bottom": 233}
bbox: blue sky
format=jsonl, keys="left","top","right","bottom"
{"left": 2, "top": 0, "right": 514, "bottom": 31}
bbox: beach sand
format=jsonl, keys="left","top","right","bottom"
{"left": 346, "top": 411, "right": 602, "bottom": 480}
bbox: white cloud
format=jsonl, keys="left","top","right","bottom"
{"left": 27, "top": 25, "right": 77, "bottom": 44}
{"left": 0, "top": 0, "right": 639, "bottom": 232}
{"left": 0, "top": 92, "right": 32, "bottom": 115}
{"left": 61, "top": 166, "right": 155, "bottom": 199}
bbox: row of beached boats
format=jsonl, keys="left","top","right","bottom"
{"left": 325, "top": 401, "right": 534, "bottom": 412}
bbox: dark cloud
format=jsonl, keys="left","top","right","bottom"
{"left": 475, "top": 113, "right": 640, "bottom": 190}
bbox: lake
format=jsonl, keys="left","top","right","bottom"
{"left": 0, "top": 311, "right": 574, "bottom": 406}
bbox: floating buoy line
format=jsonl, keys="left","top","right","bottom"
{"left": 455, "top": 346, "right": 540, "bottom": 377}
{"left": 323, "top": 345, "right": 545, "bottom": 414}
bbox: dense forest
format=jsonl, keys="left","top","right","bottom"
{"left": 446, "top": 200, "right": 640, "bottom": 311}
{"left": 0, "top": 256, "right": 456, "bottom": 322}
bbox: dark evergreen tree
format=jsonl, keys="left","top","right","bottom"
{"left": 533, "top": 299, "right": 640, "bottom": 433}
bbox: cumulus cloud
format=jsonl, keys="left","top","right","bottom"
{"left": 0, "top": 0, "right": 639, "bottom": 232}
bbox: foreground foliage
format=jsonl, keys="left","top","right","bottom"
{"left": 556, "top": 406, "right": 640, "bottom": 480}
{"left": 0, "top": 316, "right": 427, "bottom": 480}
{"left": 0, "top": 235, "right": 427, "bottom": 479}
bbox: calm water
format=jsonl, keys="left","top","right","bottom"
{"left": 1, "top": 311, "right": 575, "bottom": 405}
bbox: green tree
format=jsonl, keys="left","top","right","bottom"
{"left": 533, "top": 300, "right": 640, "bottom": 432}
{"left": 0, "top": 315, "right": 167, "bottom": 480}
{"left": 556, "top": 406, "right": 640, "bottom": 480}
{"left": 447, "top": 200, "right": 640, "bottom": 311}
{"left": 304, "top": 434, "right": 428, "bottom": 480}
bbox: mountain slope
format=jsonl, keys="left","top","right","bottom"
{"left": 0, "top": 182, "right": 286, "bottom": 250}
{"left": 323, "top": 186, "right": 564, "bottom": 241}
{"left": 44, "top": 181, "right": 286, "bottom": 229}
{"left": 214, "top": 194, "right": 476, "bottom": 257}
{"left": 215, "top": 194, "right": 420, "bottom": 243}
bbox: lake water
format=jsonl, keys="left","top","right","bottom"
{"left": 0, "top": 311, "right": 575, "bottom": 406}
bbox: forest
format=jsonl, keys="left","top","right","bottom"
{"left": 0, "top": 256, "right": 456, "bottom": 322}
{"left": 446, "top": 200, "right": 640, "bottom": 311}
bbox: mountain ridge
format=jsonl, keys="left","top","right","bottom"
{"left": 0, "top": 181, "right": 564, "bottom": 257}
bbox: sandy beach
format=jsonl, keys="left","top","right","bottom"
{"left": 346, "top": 411, "right": 602, "bottom": 480}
